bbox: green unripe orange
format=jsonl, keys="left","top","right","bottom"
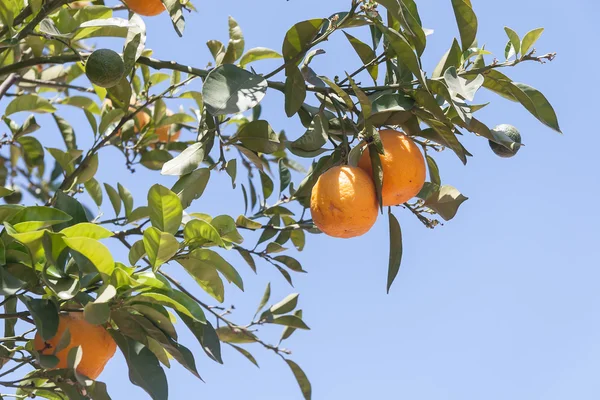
{"left": 85, "top": 49, "right": 125, "bottom": 89}
{"left": 489, "top": 124, "right": 522, "bottom": 158}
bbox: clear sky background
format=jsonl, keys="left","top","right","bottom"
{"left": 5, "top": 0, "right": 600, "bottom": 399}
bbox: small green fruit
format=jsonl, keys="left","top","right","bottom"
{"left": 3, "top": 187, "right": 22, "bottom": 204}
{"left": 85, "top": 49, "right": 125, "bottom": 88}
{"left": 489, "top": 124, "right": 522, "bottom": 158}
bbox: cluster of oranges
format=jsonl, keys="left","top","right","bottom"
{"left": 310, "top": 130, "right": 426, "bottom": 238}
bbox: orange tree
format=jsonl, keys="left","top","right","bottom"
{"left": 0, "top": 0, "right": 560, "bottom": 398}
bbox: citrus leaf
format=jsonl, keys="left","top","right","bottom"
{"left": 237, "top": 120, "right": 281, "bottom": 154}
{"left": 143, "top": 227, "right": 179, "bottom": 270}
{"left": 239, "top": 47, "right": 282, "bottom": 68}
{"left": 203, "top": 64, "right": 267, "bottom": 116}
{"left": 171, "top": 168, "right": 210, "bottom": 209}
{"left": 521, "top": 27, "right": 544, "bottom": 55}
{"left": 285, "top": 359, "right": 312, "bottom": 400}
{"left": 160, "top": 142, "right": 205, "bottom": 176}
{"left": 63, "top": 237, "right": 115, "bottom": 276}
{"left": 5, "top": 94, "right": 56, "bottom": 115}
{"left": 451, "top": 0, "right": 478, "bottom": 51}
{"left": 148, "top": 184, "right": 183, "bottom": 235}
{"left": 282, "top": 19, "right": 325, "bottom": 62}
{"left": 423, "top": 185, "right": 468, "bottom": 221}
{"left": 111, "top": 331, "right": 168, "bottom": 400}
{"left": 386, "top": 211, "right": 403, "bottom": 293}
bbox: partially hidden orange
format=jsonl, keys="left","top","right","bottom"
{"left": 310, "top": 166, "right": 378, "bottom": 238}
{"left": 358, "top": 129, "right": 426, "bottom": 206}
{"left": 34, "top": 313, "right": 116, "bottom": 380}
{"left": 123, "top": 0, "right": 166, "bottom": 16}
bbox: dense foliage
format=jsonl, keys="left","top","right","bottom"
{"left": 0, "top": 0, "right": 559, "bottom": 398}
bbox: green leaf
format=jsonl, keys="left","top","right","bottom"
{"left": 423, "top": 185, "right": 468, "bottom": 221}
{"left": 179, "top": 314, "right": 222, "bottom": 364}
{"left": 215, "top": 326, "right": 257, "bottom": 343}
{"left": 21, "top": 296, "right": 59, "bottom": 341}
{"left": 0, "top": 187, "right": 14, "bottom": 198}
{"left": 11, "top": 115, "right": 40, "bottom": 140}
{"left": 0, "top": 268, "right": 25, "bottom": 296}
{"left": 285, "top": 359, "right": 312, "bottom": 400}
{"left": 5, "top": 94, "right": 56, "bottom": 116}
{"left": 9, "top": 205, "right": 72, "bottom": 231}
{"left": 148, "top": 184, "right": 183, "bottom": 235}
{"left": 451, "top": 0, "right": 478, "bottom": 51}
{"left": 511, "top": 82, "right": 561, "bottom": 133}
{"left": 284, "top": 65, "right": 306, "bottom": 118}
{"left": 228, "top": 16, "right": 245, "bottom": 59}
{"left": 343, "top": 31, "right": 378, "bottom": 81}
{"left": 280, "top": 309, "right": 303, "bottom": 342}
{"left": 132, "top": 289, "right": 205, "bottom": 323}
{"left": 61, "top": 96, "right": 101, "bottom": 114}
{"left": 211, "top": 215, "right": 244, "bottom": 244}
{"left": 290, "top": 114, "right": 329, "bottom": 155}
{"left": 83, "top": 302, "right": 110, "bottom": 325}
{"left": 443, "top": 66, "right": 484, "bottom": 101}
{"left": 171, "top": 168, "right": 210, "bottom": 209}
{"left": 386, "top": 211, "right": 403, "bottom": 293}
{"left": 236, "top": 215, "right": 262, "bottom": 230}
{"left": 143, "top": 227, "right": 179, "bottom": 270}
{"left": 162, "top": 0, "right": 185, "bottom": 37}
{"left": 60, "top": 223, "right": 113, "bottom": 240}
{"left": 270, "top": 293, "right": 299, "bottom": 315}
{"left": 239, "top": 47, "right": 282, "bottom": 68}
{"left": 104, "top": 183, "right": 122, "bottom": 217}
{"left": 282, "top": 18, "right": 325, "bottom": 62}
{"left": 187, "top": 249, "right": 244, "bottom": 290}
{"left": 112, "top": 332, "right": 168, "bottom": 400}
{"left": 347, "top": 75, "right": 372, "bottom": 118}
{"left": 229, "top": 343, "right": 259, "bottom": 367}
{"left": 132, "top": 304, "right": 177, "bottom": 340}
{"left": 504, "top": 27, "right": 521, "bottom": 56}
{"left": 279, "top": 160, "right": 292, "bottom": 194}
{"left": 254, "top": 282, "right": 271, "bottom": 319}
{"left": 432, "top": 39, "right": 464, "bottom": 79}
{"left": 426, "top": 155, "right": 441, "bottom": 186}
{"left": 99, "top": 109, "right": 125, "bottom": 135}
{"left": 117, "top": 183, "right": 134, "bottom": 218}
{"left": 203, "top": 64, "right": 267, "bottom": 116}
{"left": 274, "top": 255, "right": 306, "bottom": 273}
{"left": 177, "top": 258, "right": 224, "bottom": 303}
{"left": 160, "top": 142, "right": 205, "bottom": 176}
{"left": 17, "top": 136, "right": 44, "bottom": 167}
{"left": 184, "top": 219, "right": 224, "bottom": 248}
{"left": 319, "top": 76, "right": 355, "bottom": 110}
{"left": 63, "top": 237, "right": 115, "bottom": 276}
{"left": 84, "top": 178, "right": 103, "bottom": 207}
{"left": 521, "top": 27, "right": 544, "bottom": 55}
{"left": 270, "top": 315, "right": 310, "bottom": 330}
{"left": 259, "top": 170, "right": 274, "bottom": 200}
{"left": 226, "top": 159, "right": 237, "bottom": 188}
{"left": 122, "top": 14, "right": 146, "bottom": 75}
{"left": 378, "top": 24, "right": 426, "bottom": 86}
{"left": 76, "top": 153, "right": 99, "bottom": 184}
{"left": 237, "top": 120, "right": 281, "bottom": 154}
{"left": 369, "top": 143, "right": 384, "bottom": 211}
{"left": 129, "top": 240, "right": 146, "bottom": 266}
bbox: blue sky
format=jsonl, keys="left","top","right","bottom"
{"left": 5, "top": 0, "right": 600, "bottom": 399}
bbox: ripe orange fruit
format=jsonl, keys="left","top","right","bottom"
{"left": 310, "top": 166, "right": 378, "bottom": 238}
{"left": 154, "top": 111, "right": 181, "bottom": 144}
{"left": 358, "top": 129, "right": 426, "bottom": 206}
{"left": 123, "top": 0, "right": 166, "bottom": 16}
{"left": 34, "top": 313, "right": 116, "bottom": 380}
